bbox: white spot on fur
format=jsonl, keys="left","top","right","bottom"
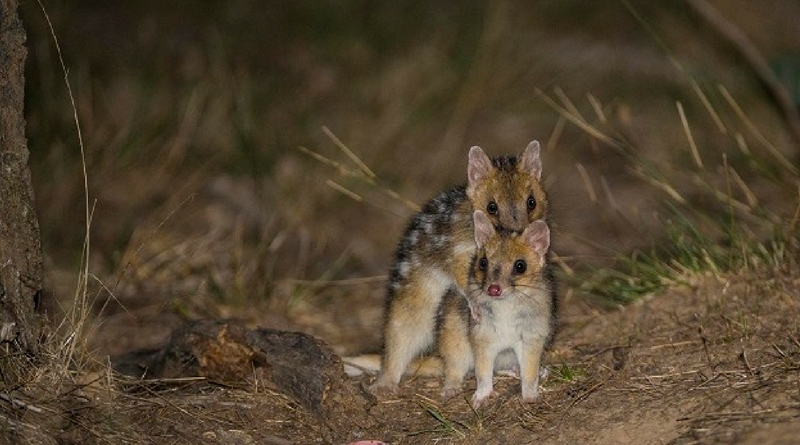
{"left": 398, "top": 261, "right": 410, "bottom": 278}
{"left": 420, "top": 215, "right": 435, "bottom": 234}
{"left": 419, "top": 268, "right": 454, "bottom": 300}
{"left": 453, "top": 241, "right": 476, "bottom": 257}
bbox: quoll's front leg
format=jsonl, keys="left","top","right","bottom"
{"left": 439, "top": 291, "right": 473, "bottom": 398}
{"left": 471, "top": 370, "right": 494, "bottom": 409}
{"left": 517, "top": 339, "right": 546, "bottom": 402}
{"left": 467, "top": 300, "right": 482, "bottom": 323}
{"left": 470, "top": 340, "right": 497, "bottom": 408}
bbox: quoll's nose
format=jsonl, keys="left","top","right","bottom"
{"left": 487, "top": 284, "right": 502, "bottom": 297}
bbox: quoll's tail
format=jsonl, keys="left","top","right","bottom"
{"left": 343, "top": 354, "right": 445, "bottom": 378}
{"left": 342, "top": 354, "right": 381, "bottom": 377}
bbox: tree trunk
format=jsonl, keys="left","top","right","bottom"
{"left": 0, "top": 0, "right": 44, "bottom": 355}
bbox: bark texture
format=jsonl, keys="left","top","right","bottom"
{"left": 0, "top": 0, "right": 44, "bottom": 354}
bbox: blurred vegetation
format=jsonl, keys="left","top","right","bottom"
{"left": 20, "top": 0, "right": 800, "bottom": 334}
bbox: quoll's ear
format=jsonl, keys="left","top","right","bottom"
{"left": 473, "top": 210, "right": 496, "bottom": 249}
{"left": 520, "top": 140, "right": 542, "bottom": 181}
{"left": 467, "top": 146, "right": 493, "bottom": 196}
{"left": 523, "top": 219, "right": 550, "bottom": 255}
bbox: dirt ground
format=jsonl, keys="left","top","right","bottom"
{"left": 8, "top": 261, "right": 797, "bottom": 445}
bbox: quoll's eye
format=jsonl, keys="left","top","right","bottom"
{"left": 486, "top": 201, "right": 498, "bottom": 215}
{"left": 479, "top": 257, "right": 488, "bottom": 271}
{"left": 527, "top": 196, "right": 537, "bottom": 210}
{"left": 513, "top": 259, "right": 527, "bottom": 274}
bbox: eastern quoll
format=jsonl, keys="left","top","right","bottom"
{"left": 439, "top": 210, "right": 556, "bottom": 407}
{"left": 372, "top": 141, "right": 550, "bottom": 391}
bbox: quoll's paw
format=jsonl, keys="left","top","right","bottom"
{"left": 468, "top": 304, "right": 482, "bottom": 323}
{"left": 368, "top": 379, "right": 399, "bottom": 396}
{"left": 470, "top": 389, "right": 494, "bottom": 409}
{"left": 441, "top": 385, "right": 462, "bottom": 399}
{"left": 521, "top": 383, "right": 540, "bottom": 402}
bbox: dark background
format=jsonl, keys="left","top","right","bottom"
{"left": 20, "top": 0, "right": 800, "bottom": 354}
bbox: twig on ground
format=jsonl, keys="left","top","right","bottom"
{"left": 0, "top": 393, "right": 44, "bottom": 413}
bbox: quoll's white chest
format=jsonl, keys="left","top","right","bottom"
{"left": 475, "top": 289, "right": 551, "bottom": 350}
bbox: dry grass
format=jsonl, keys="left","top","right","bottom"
{"left": 548, "top": 79, "right": 800, "bottom": 303}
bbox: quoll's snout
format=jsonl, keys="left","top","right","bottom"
{"left": 487, "top": 284, "right": 502, "bottom": 297}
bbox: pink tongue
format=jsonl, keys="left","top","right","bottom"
{"left": 487, "top": 284, "right": 502, "bottom": 297}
